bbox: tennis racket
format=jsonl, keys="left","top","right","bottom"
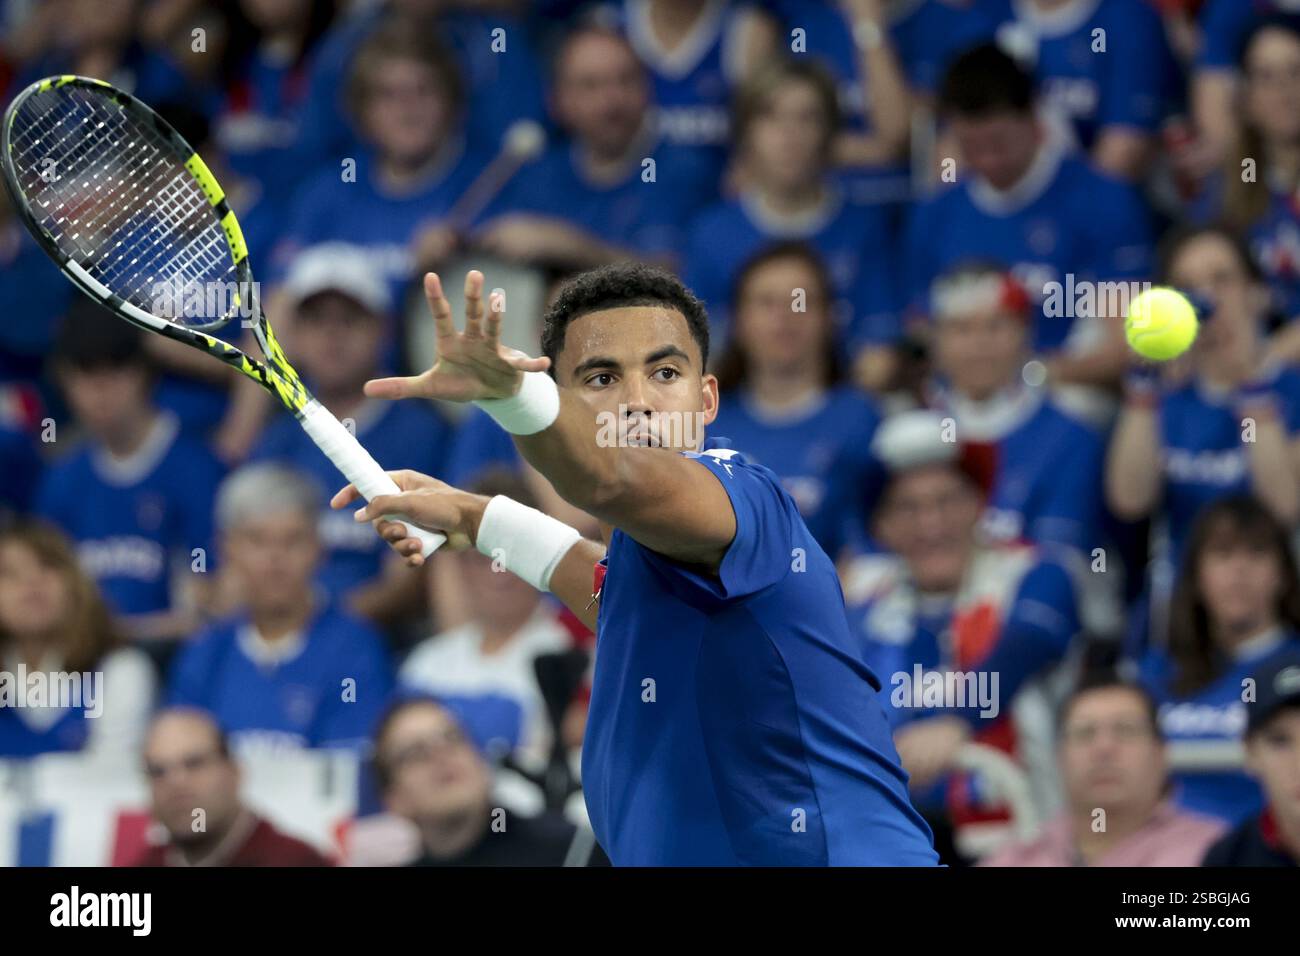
{"left": 2, "top": 75, "right": 445, "bottom": 556}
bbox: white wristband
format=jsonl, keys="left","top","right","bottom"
{"left": 474, "top": 371, "right": 560, "bottom": 435}
{"left": 475, "top": 495, "right": 581, "bottom": 592}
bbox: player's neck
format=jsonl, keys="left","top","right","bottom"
{"left": 98, "top": 408, "right": 161, "bottom": 460}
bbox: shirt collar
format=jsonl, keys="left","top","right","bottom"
{"left": 968, "top": 134, "right": 1066, "bottom": 217}
{"left": 91, "top": 410, "right": 179, "bottom": 487}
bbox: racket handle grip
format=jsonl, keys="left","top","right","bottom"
{"left": 299, "top": 401, "right": 446, "bottom": 557}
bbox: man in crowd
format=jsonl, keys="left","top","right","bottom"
{"left": 371, "top": 696, "right": 605, "bottom": 866}
{"left": 982, "top": 675, "right": 1225, "bottom": 866}
{"left": 128, "top": 708, "right": 332, "bottom": 867}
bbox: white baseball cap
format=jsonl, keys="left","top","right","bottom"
{"left": 282, "top": 243, "right": 391, "bottom": 317}
{"left": 870, "top": 409, "right": 960, "bottom": 474}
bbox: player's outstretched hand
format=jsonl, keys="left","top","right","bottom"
{"left": 330, "top": 470, "right": 486, "bottom": 567}
{"left": 364, "top": 271, "right": 550, "bottom": 404}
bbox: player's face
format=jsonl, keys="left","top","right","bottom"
{"left": 875, "top": 466, "right": 981, "bottom": 592}
{"left": 934, "top": 305, "right": 1026, "bottom": 399}
{"left": 59, "top": 364, "right": 151, "bottom": 439}
{"left": 554, "top": 33, "right": 649, "bottom": 157}
{"left": 223, "top": 511, "right": 321, "bottom": 613}
{"left": 1059, "top": 688, "right": 1165, "bottom": 814}
{"left": 361, "top": 59, "right": 452, "bottom": 166}
{"left": 1197, "top": 535, "right": 1284, "bottom": 639}
{"left": 557, "top": 306, "right": 717, "bottom": 451}
{"left": 294, "top": 293, "right": 385, "bottom": 394}
{"left": 734, "top": 256, "right": 830, "bottom": 373}
{"left": 1245, "top": 28, "right": 1300, "bottom": 143}
{"left": 0, "top": 541, "right": 71, "bottom": 639}
{"left": 381, "top": 704, "right": 492, "bottom": 824}
{"left": 1246, "top": 711, "right": 1300, "bottom": 822}
{"left": 746, "top": 82, "right": 830, "bottom": 189}
{"left": 143, "top": 716, "right": 241, "bottom": 840}
{"left": 949, "top": 113, "right": 1040, "bottom": 191}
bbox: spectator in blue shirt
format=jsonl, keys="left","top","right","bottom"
{"left": 1193, "top": 17, "right": 1300, "bottom": 366}
{"left": 168, "top": 463, "right": 394, "bottom": 753}
{"left": 37, "top": 302, "right": 224, "bottom": 641}
{"left": 476, "top": 22, "right": 719, "bottom": 271}
{"left": 1135, "top": 495, "right": 1300, "bottom": 825}
{"left": 710, "top": 241, "right": 882, "bottom": 560}
{"left": 1107, "top": 224, "right": 1300, "bottom": 648}
{"left": 892, "top": 44, "right": 1154, "bottom": 411}
{"left": 251, "top": 244, "right": 453, "bottom": 633}
{"left": 685, "top": 58, "right": 897, "bottom": 349}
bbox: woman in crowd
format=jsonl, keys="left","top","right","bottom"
{"left": 710, "top": 241, "right": 881, "bottom": 561}
{"left": 0, "top": 521, "right": 156, "bottom": 759}
{"left": 1106, "top": 224, "right": 1300, "bottom": 649}
{"left": 1134, "top": 495, "right": 1300, "bottom": 824}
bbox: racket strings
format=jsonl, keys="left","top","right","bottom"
{"left": 7, "top": 85, "right": 238, "bottom": 328}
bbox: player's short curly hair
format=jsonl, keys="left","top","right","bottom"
{"left": 540, "top": 263, "right": 711, "bottom": 376}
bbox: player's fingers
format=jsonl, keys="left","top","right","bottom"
{"left": 503, "top": 350, "right": 551, "bottom": 373}
{"left": 364, "top": 375, "right": 426, "bottom": 400}
{"left": 424, "top": 273, "right": 456, "bottom": 339}
{"left": 485, "top": 288, "right": 505, "bottom": 347}
{"left": 329, "top": 483, "right": 361, "bottom": 509}
{"left": 464, "top": 270, "right": 485, "bottom": 338}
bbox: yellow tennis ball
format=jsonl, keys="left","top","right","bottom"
{"left": 1125, "top": 287, "right": 1198, "bottom": 361}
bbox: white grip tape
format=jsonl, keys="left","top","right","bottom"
{"left": 299, "top": 401, "right": 445, "bottom": 557}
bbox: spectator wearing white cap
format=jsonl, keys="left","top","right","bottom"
{"left": 248, "top": 243, "right": 454, "bottom": 636}
{"left": 842, "top": 408, "right": 1082, "bottom": 860}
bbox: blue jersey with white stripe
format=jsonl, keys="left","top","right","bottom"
{"left": 35, "top": 413, "right": 224, "bottom": 616}
{"left": 580, "top": 447, "right": 938, "bottom": 865}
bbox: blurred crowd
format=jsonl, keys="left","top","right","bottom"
{"left": 2, "top": 0, "right": 1300, "bottom": 868}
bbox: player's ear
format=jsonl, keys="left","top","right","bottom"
{"left": 700, "top": 373, "right": 720, "bottom": 427}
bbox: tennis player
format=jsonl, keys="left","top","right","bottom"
{"left": 334, "top": 263, "right": 939, "bottom": 866}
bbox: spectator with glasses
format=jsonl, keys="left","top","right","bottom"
{"left": 369, "top": 697, "right": 606, "bottom": 867}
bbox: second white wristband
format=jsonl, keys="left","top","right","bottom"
{"left": 475, "top": 495, "right": 581, "bottom": 593}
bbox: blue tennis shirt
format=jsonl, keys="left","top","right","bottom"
{"left": 581, "top": 447, "right": 938, "bottom": 866}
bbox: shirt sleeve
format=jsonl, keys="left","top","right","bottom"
{"left": 630, "top": 451, "right": 797, "bottom": 609}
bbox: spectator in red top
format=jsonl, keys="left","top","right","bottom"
{"left": 127, "top": 708, "right": 332, "bottom": 867}
{"left": 982, "top": 674, "right": 1225, "bottom": 867}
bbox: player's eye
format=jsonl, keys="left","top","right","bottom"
{"left": 653, "top": 367, "right": 680, "bottom": 382}
{"left": 585, "top": 372, "right": 616, "bottom": 388}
